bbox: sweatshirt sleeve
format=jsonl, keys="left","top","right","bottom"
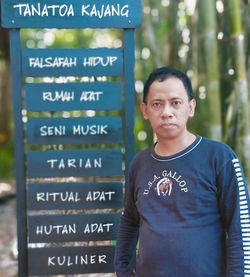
{"left": 217, "top": 152, "right": 250, "bottom": 277}
{"left": 114, "top": 166, "right": 140, "bottom": 277}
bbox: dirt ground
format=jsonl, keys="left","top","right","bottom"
{"left": 0, "top": 181, "right": 116, "bottom": 277}
{"left": 0, "top": 198, "right": 18, "bottom": 277}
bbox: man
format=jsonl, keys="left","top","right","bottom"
{"left": 114, "top": 66, "right": 250, "bottom": 277}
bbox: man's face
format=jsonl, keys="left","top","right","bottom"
{"left": 140, "top": 77, "right": 196, "bottom": 141}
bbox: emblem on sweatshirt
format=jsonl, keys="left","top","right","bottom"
{"left": 156, "top": 178, "right": 173, "bottom": 196}
{"left": 143, "top": 169, "right": 188, "bottom": 196}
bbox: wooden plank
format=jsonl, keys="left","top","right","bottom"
{"left": 28, "top": 246, "right": 115, "bottom": 275}
{"left": 1, "top": 0, "right": 141, "bottom": 29}
{"left": 28, "top": 213, "right": 120, "bottom": 243}
{"left": 25, "top": 82, "right": 122, "bottom": 111}
{"left": 27, "top": 149, "right": 122, "bottom": 178}
{"left": 22, "top": 48, "right": 123, "bottom": 77}
{"left": 27, "top": 116, "right": 122, "bottom": 145}
{"left": 27, "top": 182, "right": 123, "bottom": 210}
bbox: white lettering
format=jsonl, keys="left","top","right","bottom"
{"left": 36, "top": 224, "right": 76, "bottom": 235}
{"left": 48, "top": 254, "right": 107, "bottom": 266}
{"left": 80, "top": 91, "right": 103, "bottom": 102}
{"left": 83, "top": 56, "right": 117, "bottom": 67}
{"left": 85, "top": 191, "right": 115, "bottom": 201}
{"left": 36, "top": 192, "right": 81, "bottom": 202}
{"left": 83, "top": 223, "right": 113, "bottom": 234}
{"left": 29, "top": 57, "right": 77, "bottom": 68}
{"left": 40, "top": 125, "right": 66, "bottom": 136}
{"left": 72, "top": 125, "right": 108, "bottom": 135}
{"left": 81, "top": 4, "right": 129, "bottom": 18}
{"left": 42, "top": 91, "right": 74, "bottom": 102}
{"left": 48, "top": 256, "right": 55, "bottom": 266}
{"left": 46, "top": 158, "right": 102, "bottom": 170}
{"left": 13, "top": 4, "right": 75, "bottom": 17}
{"left": 37, "top": 192, "right": 45, "bottom": 202}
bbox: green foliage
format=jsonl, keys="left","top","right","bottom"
{"left": 0, "top": 142, "right": 14, "bottom": 178}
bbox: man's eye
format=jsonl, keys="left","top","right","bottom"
{"left": 172, "top": 101, "right": 181, "bottom": 106}
{"left": 152, "top": 103, "right": 161, "bottom": 109}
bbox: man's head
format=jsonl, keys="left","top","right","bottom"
{"left": 140, "top": 66, "right": 196, "bottom": 142}
{"left": 142, "top": 66, "right": 194, "bottom": 103}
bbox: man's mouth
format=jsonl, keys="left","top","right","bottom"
{"left": 159, "top": 123, "right": 177, "bottom": 128}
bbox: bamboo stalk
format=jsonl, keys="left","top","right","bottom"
{"left": 224, "top": 0, "right": 250, "bottom": 182}
{"left": 166, "top": 0, "right": 181, "bottom": 68}
{"left": 143, "top": 0, "right": 162, "bottom": 68}
{"left": 197, "top": 0, "right": 222, "bottom": 140}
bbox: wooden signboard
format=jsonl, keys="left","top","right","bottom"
{"left": 27, "top": 182, "right": 123, "bottom": 210}
{"left": 25, "top": 82, "right": 122, "bottom": 112}
{"left": 2, "top": 0, "right": 141, "bottom": 274}
{"left": 27, "top": 149, "right": 123, "bottom": 178}
{"left": 1, "top": 0, "right": 141, "bottom": 28}
{"left": 28, "top": 213, "right": 120, "bottom": 243}
{"left": 22, "top": 48, "right": 123, "bottom": 77}
{"left": 27, "top": 116, "right": 122, "bottom": 145}
{"left": 28, "top": 246, "right": 115, "bottom": 275}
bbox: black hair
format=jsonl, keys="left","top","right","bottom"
{"left": 143, "top": 66, "right": 194, "bottom": 102}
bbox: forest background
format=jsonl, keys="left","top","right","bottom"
{"left": 1, "top": 0, "right": 250, "bottom": 185}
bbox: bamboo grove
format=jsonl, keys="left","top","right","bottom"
{"left": 134, "top": 0, "right": 250, "bottom": 184}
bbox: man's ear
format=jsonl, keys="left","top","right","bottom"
{"left": 189, "top": 99, "right": 196, "bottom": 117}
{"left": 140, "top": 102, "right": 148, "bottom": 120}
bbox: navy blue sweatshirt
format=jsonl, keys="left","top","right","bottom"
{"left": 114, "top": 136, "right": 250, "bottom": 277}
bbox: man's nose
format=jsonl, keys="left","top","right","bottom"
{"left": 161, "top": 104, "right": 173, "bottom": 117}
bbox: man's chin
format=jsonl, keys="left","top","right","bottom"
{"left": 156, "top": 132, "right": 179, "bottom": 141}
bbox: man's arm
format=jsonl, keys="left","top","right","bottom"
{"left": 114, "top": 170, "right": 140, "bottom": 277}
{"left": 217, "top": 156, "right": 250, "bottom": 276}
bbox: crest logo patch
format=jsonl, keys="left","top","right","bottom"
{"left": 156, "top": 177, "right": 173, "bottom": 196}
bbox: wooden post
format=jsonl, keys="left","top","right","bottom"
{"left": 9, "top": 29, "right": 28, "bottom": 277}
{"left": 123, "top": 29, "right": 136, "bottom": 188}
